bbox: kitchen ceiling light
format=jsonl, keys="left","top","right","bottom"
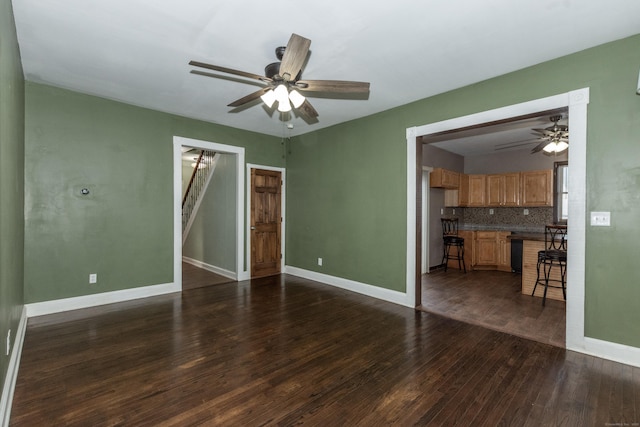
{"left": 542, "top": 141, "right": 569, "bottom": 153}
{"left": 530, "top": 115, "right": 569, "bottom": 155}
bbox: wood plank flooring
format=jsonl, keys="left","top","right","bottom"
{"left": 11, "top": 273, "right": 639, "bottom": 426}
{"left": 181, "top": 261, "right": 234, "bottom": 290}
{"left": 421, "top": 269, "right": 566, "bottom": 348}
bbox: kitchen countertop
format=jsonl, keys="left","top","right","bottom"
{"left": 458, "top": 223, "right": 545, "bottom": 234}
{"left": 507, "top": 232, "right": 546, "bottom": 241}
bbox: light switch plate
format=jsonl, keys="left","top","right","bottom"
{"left": 590, "top": 211, "right": 611, "bottom": 226}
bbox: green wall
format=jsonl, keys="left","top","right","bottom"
{"left": 287, "top": 34, "right": 640, "bottom": 348}
{"left": 0, "top": 0, "right": 25, "bottom": 402}
{"left": 24, "top": 83, "right": 283, "bottom": 303}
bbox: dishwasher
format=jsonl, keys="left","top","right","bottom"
{"left": 511, "top": 238, "right": 523, "bottom": 273}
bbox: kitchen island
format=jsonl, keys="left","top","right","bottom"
{"left": 509, "top": 233, "right": 566, "bottom": 302}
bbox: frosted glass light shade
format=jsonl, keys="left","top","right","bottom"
{"left": 274, "top": 84, "right": 289, "bottom": 104}
{"left": 288, "top": 89, "right": 305, "bottom": 108}
{"left": 277, "top": 100, "right": 292, "bottom": 112}
{"left": 260, "top": 89, "right": 277, "bottom": 108}
{"left": 543, "top": 141, "right": 569, "bottom": 153}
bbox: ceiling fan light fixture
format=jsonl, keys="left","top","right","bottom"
{"left": 277, "top": 100, "right": 292, "bottom": 113}
{"left": 542, "top": 141, "right": 569, "bottom": 153}
{"left": 274, "top": 84, "right": 292, "bottom": 112}
{"left": 260, "top": 89, "right": 277, "bottom": 108}
{"left": 288, "top": 89, "right": 305, "bottom": 108}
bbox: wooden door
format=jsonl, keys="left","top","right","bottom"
{"left": 251, "top": 169, "right": 282, "bottom": 278}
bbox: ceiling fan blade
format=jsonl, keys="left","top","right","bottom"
{"left": 297, "top": 99, "right": 319, "bottom": 119}
{"left": 295, "top": 79, "right": 370, "bottom": 93}
{"left": 279, "top": 34, "right": 311, "bottom": 81}
{"left": 530, "top": 141, "right": 548, "bottom": 154}
{"left": 228, "top": 87, "right": 273, "bottom": 107}
{"left": 189, "top": 60, "right": 271, "bottom": 83}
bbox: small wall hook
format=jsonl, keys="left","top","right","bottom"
{"left": 81, "top": 188, "right": 90, "bottom": 195}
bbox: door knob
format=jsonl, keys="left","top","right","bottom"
{"left": 250, "top": 226, "right": 256, "bottom": 230}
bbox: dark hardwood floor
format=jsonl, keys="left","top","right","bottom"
{"left": 10, "top": 273, "right": 639, "bottom": 426}
{"left": 421, "top": 269, "right": 566, "bottom": 348}
{"left": 182, "top": 261, "right": 234, "bottom": 290}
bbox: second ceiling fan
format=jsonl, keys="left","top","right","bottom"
{"left": 189, "top": 33, "right": 370, "bottom": 120}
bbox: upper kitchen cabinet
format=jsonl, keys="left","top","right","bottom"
{"left": 486, "top": 173, "right": 520, "bottom": 207}
{"left": 430, "top": 168, "right": 460, "bottom": 189}
{"left": 467, "top": 175, "right": 486, "bottom": 206}
{"left": 520, "top": 170, "right": 553, "bottom": 206}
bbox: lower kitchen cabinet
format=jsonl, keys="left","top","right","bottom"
{"left": 445, "top": 230, "right": 474, "bottom": 271}
{"left": 497, "top": 231, "right": 512, "bottom": 272}
{"left": 444, "top": 230, "right": 511, "bottom": 272}
{"left": 474, "top": 231, "right": 498, "bottom": 268}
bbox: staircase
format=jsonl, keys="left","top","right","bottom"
{"left": 182, "top": 150, "right": 217, "bottom": 237}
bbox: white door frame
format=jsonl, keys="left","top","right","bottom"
{"left": 173, "top": 136, "right": 249, "bottom": 291}
{"left": 422, "top": 166, "right": 432, "bottom": 274}
{"left": 406, "top": 88, "right": 590, "bottom": 353}
{"left": 246, "top": 164, "right": 286, "bottom": 277}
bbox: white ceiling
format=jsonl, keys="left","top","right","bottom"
{"left": 11, "top": 0, "right": 640, "bottom": 138}
{"left": 425, "top": 111, "right": 569, "bottom": 156}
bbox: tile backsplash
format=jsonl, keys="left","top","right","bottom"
{"left": 442, "top": 207, "right": 552, "bottom": 232}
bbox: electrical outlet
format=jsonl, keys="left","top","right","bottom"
{"left": 489, "top": 209, "right": 494, "bottom": 215}
{"left": 6, "top": 329, "right": 11, "bottom": 356}
{"left": 523, "top": 209, "right": 529, "bottom": 215}
{"left": 318, "top": 258, "right": 323, "bottom": 266}
{"left": 89, "top": 273, "right": 97, "bottom": 284}
{"left": 452, "top": 209, "right": 456, "bottom": 215}
{"left": 440, "top": 208, "right": 444, "bottom": 215}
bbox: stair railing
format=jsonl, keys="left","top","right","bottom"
{"left": 182, "top": 150, "right": 216, "bottom": 233}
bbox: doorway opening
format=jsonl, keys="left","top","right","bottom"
{"left": 406, "top": 88, "right": 589, "bottom": 351}
{"left": 173, "top": 136, "right": 248, "bottom": 292}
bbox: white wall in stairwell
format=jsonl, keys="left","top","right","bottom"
{"left": 182, "top": 153, "right": 237, "bottom": 278}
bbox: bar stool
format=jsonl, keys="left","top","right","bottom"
{"left": 532, "top": 224, "right": 567, "bottom": 306}
{"left": 441, "top": 218, "right": 466, "bottom": 273}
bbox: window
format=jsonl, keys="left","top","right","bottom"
{"left": 553, "top": 161, "right": 568, "bottom": 224}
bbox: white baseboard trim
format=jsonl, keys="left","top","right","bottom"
{"left": 1, "top": 306, "right": 27, "bottom": 427}
{"left": 182, "top": 257, "right": 236, "bottom": 280}
{"left": 568, "top": 337, "right": 640, "bottom": 368}
{"left": 25, "top": 282, "right": 180, "bottom": 318}
{"left": 285, "top": 266, "right": 412, "bottom": 308}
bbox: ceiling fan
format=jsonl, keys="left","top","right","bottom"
{"left": 530, "top": 115, "right": 569, "bottom": 154}
{"left": 189, "top": 33, "right": 370, "bottom": 120}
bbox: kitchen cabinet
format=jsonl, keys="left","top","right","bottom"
{"left": 444, "top": 189, "right": 459, "bottom": 207}
{"left": 446, "top": 230, "right": 474, "bottom": 271}
{"left": 474, "top": 231, "right": 498, "bottom": 267}
{"left": 457, "top": 173, "right": 469, "bottom": 207}
{"left": 486, "top": 173, "right": 520, "bottom": 206}
{"left": 521, "top": 170, "right": 552, "bottom": 206}
{"left": 467, "top": 175, "right": 486, "bottom": 206}
{"left": 496, "top": 231, "right": 512, "bottom": 272}
{"left": 430, "top": 168, "right": 460, "bottom": 189}
{"left": 443, "top": 229, "right": 511, "bottom": 271}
